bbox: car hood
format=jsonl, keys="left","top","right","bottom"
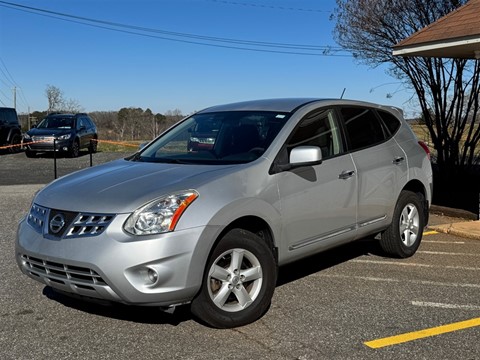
{"left": 27, "top": 128, "right": 71, "bottom": 137}
{"left": 34, "top": 159, "right": 237, "bottom": 213}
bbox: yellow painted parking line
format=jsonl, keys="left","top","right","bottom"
{"left": 365, "top": 317, "right": 480, "bottom": 349}
{"left": 423, "top": 230, "right": 438, "bottom": 235}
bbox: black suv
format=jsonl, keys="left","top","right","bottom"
{"left": 0, "top": 107, "right": 22, "bottom": 153}
{"left": 23, "top": 113, "right": 97, "bottom": 158}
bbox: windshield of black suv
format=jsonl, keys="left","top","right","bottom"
{"left": 134, "top": 111, "right": 290, "bottom": 164}
{"left": 37, "top": 117, "right": 74, "bottom": 129}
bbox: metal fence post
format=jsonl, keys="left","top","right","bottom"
{"left": 89, "top": 139, "right": 93, "bottom": 167}
{"left": 53, "top": 138, "right": 57, "bottom": 179}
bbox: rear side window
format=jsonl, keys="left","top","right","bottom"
{"left": 85, "top": 117, "right": 95, "bottom": 128}
{"left": 377, "top": 110, "right": 401, "bottom": 136}
{"left": 340, "top": 107, "right": 386, "bottom": 151}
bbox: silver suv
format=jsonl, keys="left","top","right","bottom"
{"left": 16, "top": 99, "right": 432, "bottom": 328}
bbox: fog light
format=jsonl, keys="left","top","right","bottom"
{"left": 147, "top": 268, "right": 158, "bottom": 284}
{"left": 63, "top": 147, "right": 68, "bottom": 151}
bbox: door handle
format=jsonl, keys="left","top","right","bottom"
{"left": 392, "top": 156, "right": 405, "bottom": 165}
{"left": 339, "top": 170, "right": 355, "bottom": 180}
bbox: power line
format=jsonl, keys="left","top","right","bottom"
{"left": 0, "top": 57, "right": 29, "bottom": 108}
{"left": 0, "top": 88, "right": 12, "bottom": 103}
{"left": 206, "top": 0, "right": 332, "bottom": 13}
{"left": 0, "top": 0, "right": 349, "bottom": 57}
{"left": 0, "top": 61, "right": 17, "bottom": 87}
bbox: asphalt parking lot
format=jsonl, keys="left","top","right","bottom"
{"left": 1, "top": 152, "right": 479, "bottom": 359}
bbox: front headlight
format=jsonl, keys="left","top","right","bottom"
{"left": 23, "top": 134, "right": 31, "bottom": 140}
{"left": 124, "top": 190, "right": 199, "bottom": 235}
{"left": 57, "top": 134, "right": 71, "bottom": 140}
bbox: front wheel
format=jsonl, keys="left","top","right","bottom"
{"left": 191, "top": 229, "right": 277, "bottom": 328}
{"left": 380, "top": 190, "right": 425, "bottom": 258}
{"left": 8, "top": 133, "right": 22, "bottom": 153}
{"left": 25, "top": 150, "right": 36, "bottom": 158}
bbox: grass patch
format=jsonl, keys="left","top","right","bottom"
{"left": 97, "top": 140, "right": 144, "bottom": 153}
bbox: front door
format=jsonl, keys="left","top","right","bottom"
{"left": 274, "top": 107, "right": 358, "bottom": 262}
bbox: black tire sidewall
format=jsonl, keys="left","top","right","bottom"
{"left": 386, "top": 191, "right": 424, "bottom": 257}
{"left": 70, "top": 140, "right": 80, "bottom": 158}
{"left": 191, "top": 228, "right": 276, "bottom": 328}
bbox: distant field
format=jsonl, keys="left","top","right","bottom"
{"left": 97, "top": 140, "right": 143, "bottom": 153}
{"left": 409, "top": 123, "right": 480, "bottom": 159}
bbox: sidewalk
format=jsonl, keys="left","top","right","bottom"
{"left": 428, "top": 205, "right": 480, "bottom": 240}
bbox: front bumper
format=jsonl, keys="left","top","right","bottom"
{"left": 16, "top": 214, "right": 218, "bottom": 306}
{"left": 23, "top": 138, "right": 72, "bottom": 152}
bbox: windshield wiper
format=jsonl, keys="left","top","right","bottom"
{"left": 127, "top": 153, "right": 143, "bottom": 162}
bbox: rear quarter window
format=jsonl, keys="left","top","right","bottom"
{"left": 377, "top": 110, "right": 401, "bottom": 136}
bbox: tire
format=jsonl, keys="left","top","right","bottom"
{"left": 89, "top": 138, "right": 98, "bottom": 153}
{"left": 8, "top": 133, "right": 21, "bottom": 153}
{"left": 25, "top": 150, "right": 36, "bottom": 158}
{"left": 380, "top": 190, "right": 425, "bottom": 258}
{"left": 191, "top": 228, "right": 277, "bottom": 328}
{"left": 70, "top": 140, "right": 80, "bottom": 158}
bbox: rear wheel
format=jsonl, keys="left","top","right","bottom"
{"left": 191, "top": 229, "right": 277, "bottom": 328}
{"left": 89, "top": 138, "right": 98, "bottom": 153}
{"left": 380, "top": 190, "right": 425, "bottom": 258}
{"left": 70, "top": 140, "right": 80, "bottom": 158}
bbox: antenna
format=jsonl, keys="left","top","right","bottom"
{"left": 340, "top": 88, "right": 346, "bottom": 99}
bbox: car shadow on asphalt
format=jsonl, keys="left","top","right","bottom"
{"left": 277, "top": 236, "right": 384, "bottom": 286}
{"left": 41, "top": 237, "right": 385, "bottom": 326}
{"left": 42, "top": 286, "right": 193, "bottom": 326}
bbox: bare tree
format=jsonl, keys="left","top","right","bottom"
{"left": 334, "top": 0, "right": 480, "bottom": 174}
{"left": 164, "top": 109, "right": 184, "bottom": 130}
{"left": 44, "top": 84, "right": 84, "bottom": 114}
{"left": 89, "top": 111, "right": 118, "bottom": 140}
{"left": 45, "top": 85, "right": 63, "bottom": 113}
{"left": 62, "top": 98, "right": 84, "bottom": 113}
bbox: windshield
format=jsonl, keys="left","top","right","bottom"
{"left": 135, "top": 111, "right": 290, "bottom": 164}
{"left": 37, "top": 117, "right": 74, "bottom": 129}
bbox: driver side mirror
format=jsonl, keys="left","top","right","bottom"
{"left": 271, "top": 146, "right": 323, "bottom": 173}
{"left": 289, "top": 146, "right": 323, "bottom": 165}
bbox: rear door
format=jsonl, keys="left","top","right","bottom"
{"left": 275, "top": 107, "right": 358, "bottom": 261}
{"left": 338, "top": 106, "right": 408, "bottom": 236}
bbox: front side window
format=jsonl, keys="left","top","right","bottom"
{"left": 134, "top": 111, "right": 290, "bottom": 164}
{"left": 286, "top": 108, "right": 344, "bottom": 159}
{"left": 341, "top": 107, "right": 386, "bottom": 151}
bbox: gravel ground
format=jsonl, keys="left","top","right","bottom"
{"left": 0, "top": 151, "right": 133, "bottom": 185}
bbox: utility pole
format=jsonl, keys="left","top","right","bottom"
{"left": 12, "top": 86, "right": 16, "bottom": 109}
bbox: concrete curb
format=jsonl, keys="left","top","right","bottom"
{"left": 430, "top": 204, "right": 478, "bottom": 221}
{"left": 428, "top": 222, "right": 480, "bottom": 241}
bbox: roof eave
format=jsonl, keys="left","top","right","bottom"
{"left": 393, "top": 37, "right": 480, "bottom": 59}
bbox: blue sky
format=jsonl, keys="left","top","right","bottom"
{"left": 0, "top": 0, "right": 418, "bottom": 116}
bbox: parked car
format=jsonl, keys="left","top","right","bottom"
{"left": 0, "top": 107, "right": 22, "bottom": 152}
{"left": 187, "top": 118, "right": 220, "bottom": 151}
{"left": 16, "top": 99, "right": 432, "bottom": 328}
{"left": 23, "top": 113, "right": 97, "bottom": 157}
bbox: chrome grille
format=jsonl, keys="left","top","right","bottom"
{"left": 32, "top": 136, "right": 54, "bottom": 143}
{"left": 21, "top": 254, "right": 107, "bottom": 287}
{"left": 27, "top": 204, "right": 48, "bottom": 233}
{"left": 65, "top": 213, "right": 115, "bottom": 238}
{"left": 26, "top": 203, "right": 115, "bottom": 239}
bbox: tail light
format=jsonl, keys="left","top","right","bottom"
{"left": 418, "top": 141, "right": 431, "bottom": 161}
